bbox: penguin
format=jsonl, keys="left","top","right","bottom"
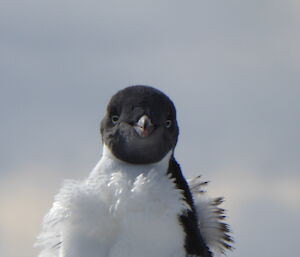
{"left": 35, "top": 85, "right": 233, "bottom": 257}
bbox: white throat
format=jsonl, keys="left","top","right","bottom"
{"left": 88, "top": 144, "right": 173, "bottom": 181}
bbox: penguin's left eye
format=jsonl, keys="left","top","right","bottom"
{"left": 165, "top": 120, "right": 172, "bottom": 128}
{"left": 111, "top": 115, "right": 119, "bottom": 124}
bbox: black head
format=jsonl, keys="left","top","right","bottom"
{"left": 101, "top": 85, "right": 179, "bottom": 164}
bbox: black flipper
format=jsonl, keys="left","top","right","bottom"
{"left": 167, "top": 156, "right": 213, "bottom": 257}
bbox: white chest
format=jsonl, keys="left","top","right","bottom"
{"left": 61, "top": 151, "right": 188, "bottom": 257}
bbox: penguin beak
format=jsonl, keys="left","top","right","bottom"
{"left": 134, "top": 115, "right": 154, "bottom": 138}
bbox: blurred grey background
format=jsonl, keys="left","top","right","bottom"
{"left": 1, "top": 0, "right": 299, "bottom": 256}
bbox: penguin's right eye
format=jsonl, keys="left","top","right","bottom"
{"left": 111, "top": 115, "right": 119, "bottom": 124}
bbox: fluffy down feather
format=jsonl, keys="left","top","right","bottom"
{"left": 188, "top": 176, "right": 233, "bottom": 256}
{"left": 35, "top": 152, "right": 233, "bottom": 257}
{"left": 35, "top": 151, "right": 189, "bottom": 257}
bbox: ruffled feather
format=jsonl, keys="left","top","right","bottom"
{"left": 188, "top": 176, "right": 234, "bottom": 256}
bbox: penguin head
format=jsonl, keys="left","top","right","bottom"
{"left": 101, "top": 85, "right": 179, "bottom": 164}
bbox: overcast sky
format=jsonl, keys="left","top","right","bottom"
{"left": 1, "top": 1, "right": 299, "bottom": 257}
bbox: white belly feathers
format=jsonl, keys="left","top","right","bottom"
{"left": 36, "top": 147, "right": 189, "bottom": 257}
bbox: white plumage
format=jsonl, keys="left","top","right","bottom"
{"left": 36, "top": 145, "right": 231, "bottom": 257}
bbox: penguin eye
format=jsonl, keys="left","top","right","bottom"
{"left": 165, "top": 120, "right": 172, "bottom": 128}
{"left": 111, "top": 115, "right": 119, "bottom": 125}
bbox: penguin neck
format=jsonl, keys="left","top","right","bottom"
{"left": 91, "top": 144, "right": 173, "bottom": 180}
